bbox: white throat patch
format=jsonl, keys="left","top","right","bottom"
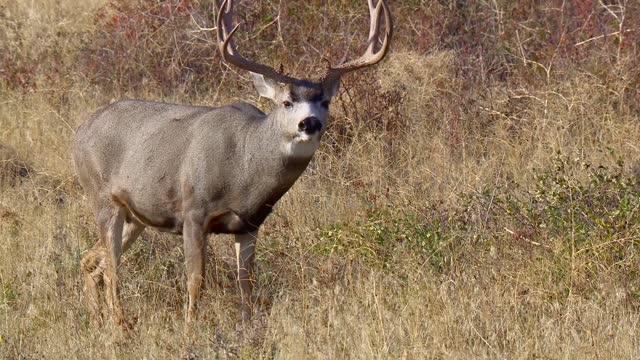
{"left": 283, "top": 135, "right": 320, "bottom": 158}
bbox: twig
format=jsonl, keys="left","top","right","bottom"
{"left": 574, "top": 29, "right": 635, "bottom": 47}
{"left": 189, "top": 13, "right": 216, "bottom": 32}
{"left": 504, "top": 227, "right": 551, "bottom": 249}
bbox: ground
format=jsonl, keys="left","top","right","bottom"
{"left": 1, "top": 0, "right": 640, "bottom": 358}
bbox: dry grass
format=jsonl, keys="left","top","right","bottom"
{"left": 2, "top": 0, "right": 640, "bottom": 358}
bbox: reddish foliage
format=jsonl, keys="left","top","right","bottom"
{"left": 50, "top": 0, "right": 640, "bottom": 113}
{"left": 81, "top": 0, "right": 216, "bottom": 94}
{"left": 0, "top": 54, "right": 38, "bottom": 91}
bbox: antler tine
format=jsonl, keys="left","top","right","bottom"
{"left": 216, "top": 0, "right": 295, "bottom": 83}
{"left": 324, "top": 0, "right": 393, "bottom": 83}
{"left": 366, "top": 0, "right": 383, "bottom": 54}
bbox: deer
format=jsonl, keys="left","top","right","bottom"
{"left": 73, "top": 0, "right": 392, "bottom": 330}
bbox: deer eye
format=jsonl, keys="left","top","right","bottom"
{"left": 321, "top": 100, "right": 330, "bottom": 109}
{"left": 283, "top": 101, "right": 293, "bottom": 109}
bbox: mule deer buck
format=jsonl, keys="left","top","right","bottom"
{"left": 73, "top": 0, "right": 392, "bottom": 329}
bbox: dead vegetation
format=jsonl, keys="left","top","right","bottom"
{"left": 0, "top": 144, "right": 31, "bottom": 188}
{"left": 1, "top": 0, "right": 640, "bottom": 358}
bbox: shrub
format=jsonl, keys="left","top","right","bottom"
{"left": 80, "top": 0, "right": 218, "bottom": 95}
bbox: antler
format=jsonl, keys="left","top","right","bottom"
{"left": 323, "top": 0, "right": 393, "bottom": 84}
{"left": 216, "top": 0, "right": 296, "bottom": 83}
{"left": 217, "top": 0, "right": 392, "bottom": 84}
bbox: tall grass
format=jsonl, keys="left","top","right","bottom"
{"left": 1, "top": 0, "right": 640, "bottom": 358}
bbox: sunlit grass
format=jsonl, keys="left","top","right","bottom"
{"left": 1, "top": 0, "right": 640, "bottom": 358}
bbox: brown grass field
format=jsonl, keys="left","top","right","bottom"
{"left": 1, "top": 0, "right": 640, "bottom": 358}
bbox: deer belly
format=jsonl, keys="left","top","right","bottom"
{"left": 111, "top": 190, "right": 184, "bottom": 234}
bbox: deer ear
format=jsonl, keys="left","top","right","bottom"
{"left": 250, "top": 72, "right": 279, "bottom": 101}
{"left": 324, "top": 77, "right": 341, "bottom": 98}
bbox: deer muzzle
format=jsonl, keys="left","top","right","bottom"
{"left": 298, "top": 117, "right": 322, "bottom": 135}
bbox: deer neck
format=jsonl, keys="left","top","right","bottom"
{"left": 232, "top": 116, "right": 313, "bottom": 210}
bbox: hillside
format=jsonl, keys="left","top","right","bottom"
{"left": 1, "top": 0, "right": 639, "bottom": 358}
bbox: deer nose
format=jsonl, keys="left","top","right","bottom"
{"left": 298, "top": 117, "right": 322, "bottom": 135}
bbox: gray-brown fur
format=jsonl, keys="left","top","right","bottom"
{"left": 74, "top": 0, "right": 391, "bottom": 330}
{"left": 73, "top": 81, "right": 331, "bottom": 327}
{"left": 75, "top": 99, "right": 309, "bottom": 236}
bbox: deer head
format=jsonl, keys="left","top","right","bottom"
{"left": 216, "top": 0, "right": 393, "bottom": 156}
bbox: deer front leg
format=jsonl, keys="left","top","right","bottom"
{"left": 183, "top": 216, "right": 207, "bottom": 325}
{"left": 235, "top": 231, "right": 257, "bottom": 321}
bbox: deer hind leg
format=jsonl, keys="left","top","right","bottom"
{"left": 82, "top": 206, "right": 144, "bottom": 329}
{"left": 81, "top": 240, "right": 107, "bottom": 326}
{"left": 235, "top": 231, "right": 257, "bottom": 322}
{"left": 121, "top": 218, "right": 146, "bottom": 253}
{"left": 100, "top": 205, "right": 131, "bottom": 330}
{"left": 82, "top": 218, "right": 145, "bottom": 326}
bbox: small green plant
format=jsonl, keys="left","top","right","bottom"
{"left": 1, "top": 281, "right": 17, "bottom": 308}
{"left": 316, "top": 208, "right": 448, "bottom": 271}
{"left": 459, "top": 149, "right": 640, "bottom": 299}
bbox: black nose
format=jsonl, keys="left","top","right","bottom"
{"left": 298, "top": 117, "right": 322, "bottom": 135}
